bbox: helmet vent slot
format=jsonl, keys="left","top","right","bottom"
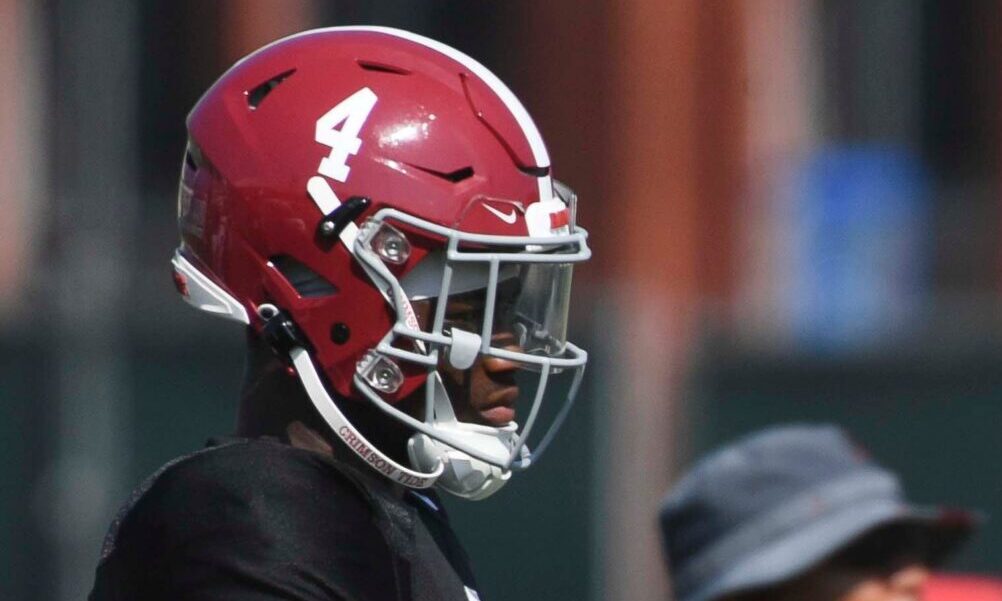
{"left": 357, "top": 60, "right": 411, "bottom": 76}
{"left": 245, "top": 69, "right": 296, "bottom": 110}
{"left": 409, "top": 163, "right": 475, "bottom": 183}
{"left": 518, "top": 164, "right": 550, "bottom": 177}
{"left": 269, "top": 255, "right": 338, "bottom": 298}
{"left": 183, "top": 141, "right": 204, "bottom": 172}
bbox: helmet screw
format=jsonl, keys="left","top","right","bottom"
{"left": 356, "top": 351, "right": 404, "bottom": 393}
{"left": 371, "top": 223, "right": 411, "bottom": 264}
{"left": 257, "top": 303, "right": 279, "bottom": 320}
{"left": 316, "top": 196, "right": 371, "bottom": 240}
{"left": 330, "top": 322, "right": 350, "bottom": 344}
{"left": 376, "top": 368, "right": 395, "bottom": 387}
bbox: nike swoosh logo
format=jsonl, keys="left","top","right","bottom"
{"left": 483, "top": 204, "right": 517, "bottom": 224}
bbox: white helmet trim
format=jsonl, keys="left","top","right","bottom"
{"left": 172, "top": 251, "right": 250, "bottom": 325}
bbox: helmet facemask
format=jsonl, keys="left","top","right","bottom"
{"left": 342, "top": 196, "right": 590, "bottom": 500}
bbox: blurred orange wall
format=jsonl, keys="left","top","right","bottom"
{"left": 513, "top": 1, "right": 749, "bottom": 599}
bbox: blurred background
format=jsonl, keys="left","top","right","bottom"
{"left": 2, "top": 1, "right": 1001, "bottom": 599}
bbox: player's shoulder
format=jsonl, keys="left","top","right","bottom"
{"left": 93, "top": 440, "right": 407, "bottom": 600}
{"left": 152, "top": 436, "right": 362, "bottom": 501}
{"left": 102, "top": 437, "right": 381, "bottom": 560}
{"left": 132, "top": 437, "right": 356, "bottom": 508}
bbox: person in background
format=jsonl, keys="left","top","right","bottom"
{"left": 659, "top": 424, "right": 977, "bottom": 601}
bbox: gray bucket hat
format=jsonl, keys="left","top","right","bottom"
{"left": 659, "top": 424, "right": 977, "bottom": 601}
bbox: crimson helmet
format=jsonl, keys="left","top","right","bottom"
{"left": 172, "top": 27, "right": 590, "bottom": 500}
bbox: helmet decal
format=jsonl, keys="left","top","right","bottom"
{"left": 314, "top": 86, "right": 378, "bottom": 184}
{"left": 307, "top": 86, "right": 379, "bottom": 252}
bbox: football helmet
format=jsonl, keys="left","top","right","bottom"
{"left": 172, "top": 27, "right": 590, "bottom": 500}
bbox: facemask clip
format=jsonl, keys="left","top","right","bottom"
{"left": 258, "top": 303, "right": 306, "bottom": 355}
{"left": 370, "top": 222, "right": 411, "bottom": 264}
{"left": 317, "top": 196, "right": 371, "bottom": 240}
{"left": 447, "top": 328, "right": 481, "bottom": 370}
{"left": 357, "top": 351, "right": 405, "bottom": 393}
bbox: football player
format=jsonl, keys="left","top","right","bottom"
{"left": 90, "top": 26, "right": 590, "bottom": 601}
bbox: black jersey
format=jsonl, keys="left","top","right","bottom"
{"left": 89, "top": 437, "right": 483, "bottom": 601}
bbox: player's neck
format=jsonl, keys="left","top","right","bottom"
{"left": 236, "top": 330, "right": 331, "bottom": 443}
{"left": 236, "top": 330, "right": 414, "bottom": 471}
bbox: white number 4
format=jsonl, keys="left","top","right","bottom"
{"left": 315, "top": 87, "right": 378, "bottom": 183}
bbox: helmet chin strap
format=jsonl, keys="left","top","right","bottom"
{"left": 289, "top": 346, "right": 445, "bottom": 489}
{"left": 269, "top": 302, "right": 520, "bottom": 499}
{"left": 407, "top": 373, "right": 527, "bottom": 501}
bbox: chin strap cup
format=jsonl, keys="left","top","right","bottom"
{"left": 408, "top": 432, "right": 511, "bottom": 501}
{"left": 403, "top": 372, "right": 519, "bottom": 500}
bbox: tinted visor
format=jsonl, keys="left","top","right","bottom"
{"left": 401, "top": 251, "right": 576, "bottom": 360}
{"left": 495, "top": 263, "right": 573, "bottom": 357}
